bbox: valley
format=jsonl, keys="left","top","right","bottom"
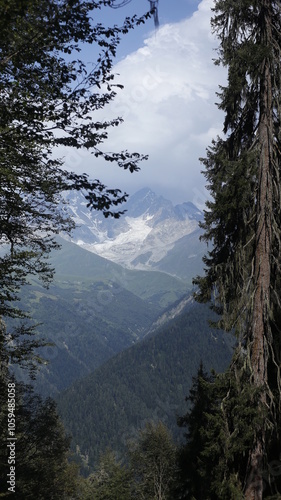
{"left": 15, "top": 236, "right": 189, "bottom": 396}
{"left": 56, "top": 302, "right": 234, "bottom": 469}
{"left": 12, "top": 188, "right": 230, "bottom": 473}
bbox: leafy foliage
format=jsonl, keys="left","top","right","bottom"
{"left": 128, "top": 421, "right": 177, "bottom": 500}
{"left": 0, "top": 371, "right": 79, "bottom": 498}
{"left": 0, "top": 0, "right": 149, "bottom": 369}
{"left": 85, "top": 449, "right": 132, "bottom": 500}
{"left": 79, "top": 423, "right": 177, "bottom": 500}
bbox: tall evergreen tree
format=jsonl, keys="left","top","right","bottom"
{"left": 194, "top": 1, "right": 281, "bottom": 497}
{"left": 0, "top": 373, "right": 80, "bottom": 498}
{"left": 176, "top": 363, "right": 214, "bottom": 500}
{"left": 177, "top": 360, "right": 273, "bottom": 499}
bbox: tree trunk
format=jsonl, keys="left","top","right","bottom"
{"left": 245, "top": 5, "right": 273, "bottom": 497}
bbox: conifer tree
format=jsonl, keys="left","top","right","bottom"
{"left": 177, "top": 361, "right": 281, "bottom": 499}
{"left": 194, "top": 1, "right": 281, "bottom": 497}
{"left": 176, "top": 363, "right": 214, "bottom": 500}
{"left": 0, "top": 372, "right": 80, "bottom": 498}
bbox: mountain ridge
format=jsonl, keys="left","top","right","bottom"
{"left": 57, "top": 302, "right": 234, "bottom": 468}
{"left": 14, "top": 237, "right": 190, "bottom": 397}
{"left": 62, "top": 188, "right": 204, "bottom": 276}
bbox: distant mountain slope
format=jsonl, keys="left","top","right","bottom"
{"left": 62, "top": 188, "right": 205, "bottom": 280}
{"left": 14, "top": 238, "right": 190, "bottom": 397}
{"left": 152, "top": 227, "right": 205, "bottom": 280}
{"left": 56, "top": 302, "right": 234, "bottom": 468}
{"left": 21, "top": 279, "right": 158, "bottom": 396}
{"left": 51, "top": 237, "right": 189, "bottom": 308}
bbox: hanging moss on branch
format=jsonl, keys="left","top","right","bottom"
{"left": 193, "top": 1, "right": 281, "bottom": 497}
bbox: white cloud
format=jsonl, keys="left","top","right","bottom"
{"left": 67, "top": 0, "right": 227, "bottom": 207}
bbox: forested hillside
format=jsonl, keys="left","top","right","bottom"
{"left": 15, "top": 280, "right": 158, "bottom": 396}
{"left": 12, "top": 237, "right": 190, "bottom": 396}
{"left": 57, "top": 302, "right": 234, "bottom": 468}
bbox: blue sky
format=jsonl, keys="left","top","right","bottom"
{"left": 96, "top": 1, "right": 202, "bottom": 58}
{"left": 62, "top": 0, "right": 227, "bottom": 208}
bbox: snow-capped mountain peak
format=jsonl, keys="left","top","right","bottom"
{"left": 62, "top": 188, "right": 203, "bottom": 272}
